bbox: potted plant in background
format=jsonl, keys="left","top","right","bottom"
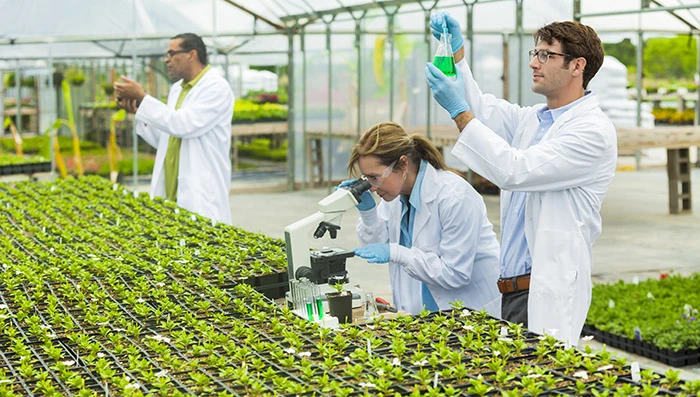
{"left": 102, "top": 82, "right": 115, "bottom": 97}
{"left": 326, "top": 277, "right": 352, "bottom": 324}
{"left": 66, "top": 67, "right": 85, "bottom": 86}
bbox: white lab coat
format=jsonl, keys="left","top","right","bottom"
{"left": 135, "top": 68, "right": 234, "bottom": 224}
{"left": 357, "top": 162, "right": 501, "bottom": 317}
{"left": 450, "top": 59, "right": 617, "bottom": 346}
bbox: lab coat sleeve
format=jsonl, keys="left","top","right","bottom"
{"left": 453, "top": 118, "right": 612, "bottom": 192}
{"left": 457, "top": 59, "right": 529, "bottom": 145}
{"left": 389, "top": 193, "right": 479, "bottom": 290}
{"left": 134, "top": 83, "right": 233, "bottom": 139}
{"left": 134, "top": 120, "right": 160, "bottom": 148}
{"left": 356, "top": 205, "right": 390, "bottom": 245}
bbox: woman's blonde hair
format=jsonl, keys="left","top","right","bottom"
{"left": 347, "top": 122, "right": 448, "bottom": 176}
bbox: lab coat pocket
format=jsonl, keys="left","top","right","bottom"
{"left": 528, "top": 228, "right": 586, "bottom": 343}
{"left": 177, "top": 175, "right": 217, "bottom": 220}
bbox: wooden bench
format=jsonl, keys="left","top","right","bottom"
{"left": 230, "top": 122, "right": 287, "bottom": 171}
{"left": 617, "top": 126, "right": 700, "bottom": 214}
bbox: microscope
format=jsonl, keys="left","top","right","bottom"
{"left": 283, "top": 178, "right": 371, "bottom": 285}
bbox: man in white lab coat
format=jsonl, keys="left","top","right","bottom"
{"left": 425, "top": 18, "right": 617, "bottom": 346}
{"left": 115, "top": 33, "right": 234, "bottom": 224}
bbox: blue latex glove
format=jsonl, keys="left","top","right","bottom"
{"left": 429, "top": 12, "right": 464, "bottom": 52}
{"left": 354, "top": 243, "right": 391, "bottom": 264}
{"left": 337, "top": 179, "right": 375, "bottom": 211}
{"left": 424, "top": 63, "right": 470, "bottom": 118}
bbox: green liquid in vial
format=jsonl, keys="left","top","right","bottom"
{"left": 433, "top": 56, "right": 456, "bottom": 77}
{"left": 306, "top": 302, "right": 314, "bottom": 321}
{"left": 316, "top": 298, "right": 324, "bottom": 319}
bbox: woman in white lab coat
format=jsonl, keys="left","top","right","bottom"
{"left": 348, "top": 122, "right": 501, "bottom": 316}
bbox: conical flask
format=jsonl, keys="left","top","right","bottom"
{"left": 433, "top": 33, "right": 456, "bottom": 77}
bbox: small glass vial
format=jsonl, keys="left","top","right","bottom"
{"left": 363, "top": 292, "right": 378, "bottom": 320}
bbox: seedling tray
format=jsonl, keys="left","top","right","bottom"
{"left": 0, "top": 177, "right": 695, "bottom": 396}
{"left": 0, "top": 161, "right": 51, "bottom": 175}
{"left": 582, "top": 325, "right": 700, "bottom": 367}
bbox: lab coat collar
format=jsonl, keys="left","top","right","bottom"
{"left": 523, "top": 92, "right": 600, "bottom": 148}
{"left": 548, "top": 91, "right": 599, "bottom": 126}
{"left": 412, "top": 162, "right": 439, "bottom": 241}
{"left": 537, "top": 90, "right": 591, "bottom": 125}
{"left": 168, "top": 67, "right": 220, "bottom": 106}
{"left": 408, "top": 160, "right": 429, "bottom": 209}
{"left": 418, "top": 161, "right": 440, "bottom": 204}
{"left": 181, "top": 64, "right": 211, "bottom": 90}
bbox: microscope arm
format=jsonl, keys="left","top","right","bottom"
{"left": 284, "top": 211, "right": 324, "bottom": 276}
{"left": 284, "top": 188, "right": 359, "bottom": 278}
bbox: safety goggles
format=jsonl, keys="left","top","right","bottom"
{"left": 362, "top": 159, "right": 398, "bottom": 188}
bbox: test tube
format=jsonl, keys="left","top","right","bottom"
{"left": 305, "top": 298, "right": 314, "bottom": 321}
{"left": 289, "top": 280, "right": 297, "bottom": 311}
{"left": 300, "top": 280, "right": 308, "bottom": 318}
{"left": 303, "top": 279, "right": 313, "bottom": 320}
{"left": 315, "top": 284, "right": 324, "bottom": 319}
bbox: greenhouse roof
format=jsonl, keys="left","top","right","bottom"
{"left": 0, "top": 0, "right": 699, "bottom": 61}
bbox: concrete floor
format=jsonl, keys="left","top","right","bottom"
{"left": 229, "top": 168, "right": 700, "bottom": 379}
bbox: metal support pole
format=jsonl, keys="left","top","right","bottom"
{"left": 465, "top": 2, "right": 476, "bottom": 184}
{"left": 238, "top": 63, "right": 243, "bottom": 99}
{"left": 131, "top": 0, "right": 138, "bottom": 187}
{"left": 48, "top": 44, "right": 55, "bottom": 180}
{"left": 417, "top": 1, "right": 439, "bottom": 140}
{"left": 0, "top": 71, "right": 3, "bottom": 136}
{"left": 695, "top": 33, "right": 700, "bottom": 166}
{"left": 425, "top": 10, "right": 432, "bottom": 139}
{"left": 326, "top": 22, "right": 333, "bottom": 193}
{"left": 696, "top": 34, "right": 700, "bottom": 124}
{"left": 341, "top": 8, "right": 368, "bottom": 139}
{"left": 211, "top": 0, "right": 219, "bottom": 66}
{"left": 355, "top": 18, "right": 363, "bottom": 138}
{"left": 287, "top": 29, "right": 296, "bottom": 191}
{"left": 377, "top": 4, "right": 400, "bottom": 121}
{"left": 301, "top": 27, "right": 308, "bottom": 188}
{"left": 515, "top": 0, "right": 524, "bottom": 105}
{"left": 224, "top": 54, "right": 230, "bottom": 85}
{"left": 577, "top": 3, "right": 700, "bottom": 19}
{"left": 132, "top": 44, "right": 138, "bottom": 186}
{"left": 503, "top": 33, "right": 510, "bottom": 100}
{"left": 635, "top": 27, "right": 644, "bottom": 170}
{"left": 90, "top": 61, "right": 96, "bottom": 105}
{"left": 465, "top": 2, "right": 475, "bottom": 74}
{"left": 141, "top": 57, "right": 147, "bottom": 89}
{"left": 389, "top": 15, "right": 396, "bottom": 120}
{"left": 15, "top": 64, "right": 21, "bottom": 134}
{"left": 573, "top": 0, "right": 581, "bottom": 22}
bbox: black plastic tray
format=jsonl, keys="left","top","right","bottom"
{"left": 582, "top": 324, "right": 700, "bottom": 367}
{"left": 0, "top": 162, "right": 51, "bottom": 176}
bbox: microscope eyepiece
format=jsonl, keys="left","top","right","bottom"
{"left": 344, "top": 178, "right": 372, "bottom": 202}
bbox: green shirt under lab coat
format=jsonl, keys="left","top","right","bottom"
{"left": 164, "top": 64, "right": 211, "bottom": 201}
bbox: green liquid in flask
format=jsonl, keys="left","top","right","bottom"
{"left": 433, "top": 56, "right": 456, "bottom": 77}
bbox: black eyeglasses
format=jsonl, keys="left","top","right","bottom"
{"left": 165, "top": 49, "right": 191, "bottom": 59}
{"left": 528, "top": 49, "right": 571, "bottom": 64}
